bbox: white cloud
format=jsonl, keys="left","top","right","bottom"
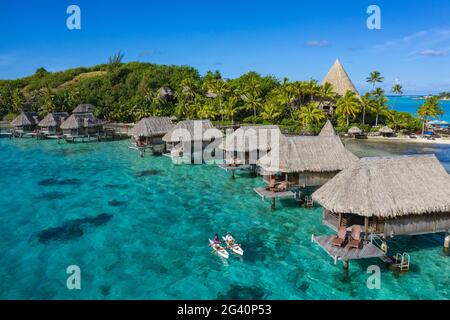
{"left": 419, "top": 49, "right": 448, "bottom": 57}
{"left": 305, "top": 40, "right": 330, "bottom": 48}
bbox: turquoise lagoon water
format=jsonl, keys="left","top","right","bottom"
{"left": 388, "top": 96, "right": 450, "bottom": 123}
{"left": 0, "top": 138, "right": 449, "bottom": 300}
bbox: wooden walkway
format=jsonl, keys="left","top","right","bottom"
{"left": 312, "top": 235, "right": 385, "bottom": 263}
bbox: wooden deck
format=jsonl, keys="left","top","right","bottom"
{"left": 254, "top": 187, "right": 296, "bottom": 200}
{"left": 217, "top": 163, "right": 254, "bottom": 172}
{"left": 312, "top": 235, "right": 385, "bottom": 263}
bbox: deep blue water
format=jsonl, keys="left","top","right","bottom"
{"left": 0, "top": 138, "right": 449, "bottom": 300}
{"left": 388, "top": 96, "right": 450, "bottom": 122}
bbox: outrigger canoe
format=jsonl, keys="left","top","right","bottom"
{"left": 222, "top": 236, "right": 244, "bottom": 256}
{"left": 209, "top": 239, "right": 229, "bottom": 259}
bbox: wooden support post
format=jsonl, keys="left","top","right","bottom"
{"left": 444, "top": 232, "right": 450, "bottom": 253}
{"left": 231, "top": 170, "right": 235, "bottom": 179}
{"left": 271, "top": 198, "right": 276, "bottom": 210}
{"left": 343, "top": 259, "right": 349, "bottom": 270}
{"left": 364, "top": 217, "right": 369, "bottom": 241}
{"left": 338, "top": 213, "right": 342, "bottom": 228}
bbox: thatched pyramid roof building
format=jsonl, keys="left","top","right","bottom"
{"left": 60, "top": 113, "right": 102, "bottom": 130}
{"left": 72, "top": 104, "right": 96, "bottom": 114}
{"left": 257, "top": 135, "right": 358, "bottom": 174}
{"left": 162, "top": 120, "right": 217, "bottom": 143}
{"left": 379, "top": 126, "right": 394, "bottom": 134}
{"left": 38, "top": 112, "right": 69, "bottom": 128}
{"left": 322, "top": 59, "right": 359, "bottom": 97}
{"left": 312, "top": 155, "right": 450, "bottom": 218}
{"left": 318, "top": 120, "right": 336, "bottom": 137}
{"left": 348, "top": 126, "right": 362, "bottom": 135}
{"left": 131, "top": 117, "right": 175, "bottom": 138}
{"left": 219, "top": 125, "right": 283, "bottom": 152}
{"left": 11, "top": 111, "right": 40, "bottom": 127}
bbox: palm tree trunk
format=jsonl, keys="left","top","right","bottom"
{"left": 347, "top": 115, "right": 349, "bottom": 126}
{"left": 362, "top": 106, "right": 366, "bottom": 125}
{"left": 375, "top": 114, "right": 379, "bottom": 126}
{"left": 422, "top": 119, "right": 425, "bottom": 136}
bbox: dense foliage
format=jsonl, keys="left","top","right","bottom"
{"left": 0, "top": 56, "right": 443, "bottom": 134}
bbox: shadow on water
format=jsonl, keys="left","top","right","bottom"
{"left": 37, "top": 191, "right": 68, "bottom": 200}
{"left": 37, "top": 178, "right": 82, "bottom": 186}
{"left": 135, "top": 170, "right": 162, "bottom": 177}
{"left": 36, "top": 213, "right": 113, "bottom": 243}
{"left": 217, "top": 284, "right": 269, "bottom": 300}
{"left": 108, "top": 199, "right": 127, "bottom": 207}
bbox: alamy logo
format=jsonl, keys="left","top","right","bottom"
{"left": 66, "top": 5, "right": 81, "bottom": 30}
{"left": 66, "top": 265, "right": 81, "bottom": 290}
{"left": 366, "top": 5, "right": 381, "bottom": 30}
{"left": 366, "top": 265, "right": 381, "bottom": 289}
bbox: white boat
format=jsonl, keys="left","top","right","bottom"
{"left": 222, "top": 236, "right": 244, "bottom": 256}
{"left": 209, "top": 239, "right": 229, "bottom": 259}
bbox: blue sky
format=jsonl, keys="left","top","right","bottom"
{"left": 1, "top": 0, "right": 450, "bottom": 94}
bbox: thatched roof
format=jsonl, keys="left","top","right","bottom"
{"left": 158, "top": 87, "right": 174, "bottom": 100}
{"left": 379, "top": 126, "right": 394, "bottom": 134}
{"left": 348, "top": 126, "right": 362, "bottom": 134}
{"left": 219, "top": 125, "right": 282, "bottom": 152}
{"left": 322, "top": 59, "right": 359, "bottom": 97}
{"left": 38, "top": 112, "right": 69, "bottom": 128}
{"left": 72, "top": 104, "right": 96, "bottom": 114}
{"left": 60, "top": 113, "right": 102, "bottom": 130}
{"left": 162, "top": 120, "right": 217, "bottom": 142}
{"left": 257, "top": 135, "right": 358, "bottom": 173}
{"left": 312, "top": 155, "right": 450, "bottom": 218}
{"left": 318, "top": 120, "right": 336, "bottom": 137}
{"left": 11, "top": 112, "right": 40, "bottom": 127}
{"left": 130, "top": 117, "right": 175, "bottom": 138}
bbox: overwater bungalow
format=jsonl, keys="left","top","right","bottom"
{"left": 162, "top": 119, "right": 221, "bottom": 163}
{"left": 218, "top": 125, "right": 283, "bottom": 176}
{"left": 38, "top": 112, "right": 69, "bottom": 137}
{"left": 60, "top": 104, "right": 103, "bottom": 141}
{"left": 320, "top": 59, "right": 360, "bottom": 115}
{"left": 10, "top": 111, "right": 41, "bottom": 137}
{"left": 255, "top": 126, "right": 358, "bottom": 208}
{"left": 311, "top": 154, "right": 450, "bottom": 269}
{"left": 130, "top": 116, "right": 175, "bottom": 155}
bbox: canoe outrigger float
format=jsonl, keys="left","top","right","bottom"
{"left": 209, "top": 239, "right": 229, "bottom": 259}
{"left": 223, "top": 236, "right": 244, "bottom": 256}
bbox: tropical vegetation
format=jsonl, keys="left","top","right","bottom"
{"left": 0, "top": 54, "right": 440, "bottom": 134}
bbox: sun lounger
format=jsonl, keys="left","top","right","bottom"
{"left": 272, "top": 181, "right": 288, "bottom": 193}
{"left": 332, "top": 226, "right": 348, "bottom": 247}
{"left": 265, "top": 179, "right": 278, "bottom": 191}
{"left": 347, "top": 226, "right": 363, "bottom": 249}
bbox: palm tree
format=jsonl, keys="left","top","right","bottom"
{"left": 11, "top": 88, "right": 25, "bottom": 114}
{"left": 418, "top": 96, "right": 444, "bottom": 136}
{"left": 366, "top": 71, "right": 384, "bottom": 91}
{"left": 296, "top": 102, "right": 325, "bottom": 128}
{"left": 335, "top": 91, "right": 361, "bottom": 126}
{"left": 223, "top": 91, "right": 241, "bottom": 124}
{"left": 261, "top": 102, "right": 284, "bottom": 123}
{"left": 360, "top": 92, "right": 372, "bottom": 125}
{"left": 391, "top": 84, "right": 403, "bottom": 95}
{"left": 390, "top": 83, "right": 403, "bottom": 111}
{"left": 371, "top": 93, "right": 389, "bottom": 127}
{"left": 317, "top": 82, "right": 336, "bottom": 109}
{"left": 206, "top": 78, "right": 229, "bottom": 122}
{"left": 386, "top": 111, "right": 406, "bottom": 132}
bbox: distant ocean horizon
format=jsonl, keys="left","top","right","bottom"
{"left": 385, "top": 95, "right": 450, "bottom": 122}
